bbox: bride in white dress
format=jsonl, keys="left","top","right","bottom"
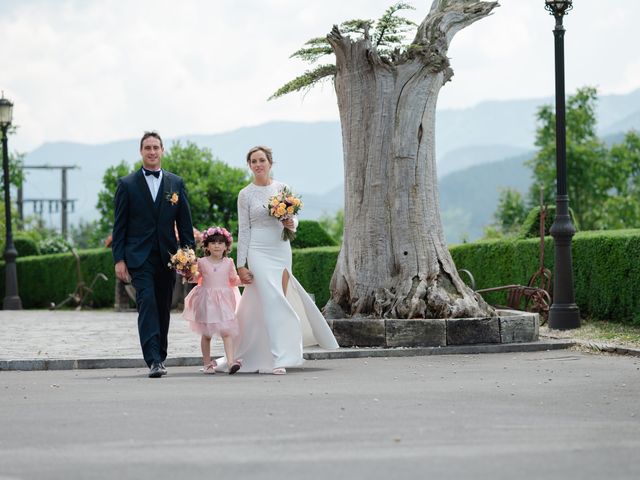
{"left": 226, "top": 146, "right": 339, "bottom": 374}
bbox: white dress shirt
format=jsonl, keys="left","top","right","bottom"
{"left": 143, "top": 168, "right": 163, "bottom": 202}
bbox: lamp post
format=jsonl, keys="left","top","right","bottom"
{"left": 544, "top": 0, "right": 579, "bottom": 329}
{"left": 0, "top": 92, "right": 22, "bottom": 310}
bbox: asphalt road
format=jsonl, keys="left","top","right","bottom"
{"left": 1, "top": 351, "right": 639, "bottom": 480}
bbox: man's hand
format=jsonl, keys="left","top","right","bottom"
{"left": 115, "top": 260, "right": 131, "bottom": 283}
{"left": 238, "top": 267, "right": 254, "bottom": 285}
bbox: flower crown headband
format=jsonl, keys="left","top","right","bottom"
{"left": 202, "top": 226, "right": 233, "bottom": 247}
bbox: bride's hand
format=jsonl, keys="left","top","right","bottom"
{"left": 238, "top": 267, "right": 254, "bottom": 284}
{"left": 282, "top": 218, "right": 295, "bottom": 230}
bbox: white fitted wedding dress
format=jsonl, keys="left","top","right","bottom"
{"left": 217, "top": 180, "right": 339, "bottom": 373}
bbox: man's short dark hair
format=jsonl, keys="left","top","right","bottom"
{"left": 140, "top": 131, "right": 163, "bottom": 150}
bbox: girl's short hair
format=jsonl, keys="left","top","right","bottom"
{"left": 201, "top": 226, "right": 233, "bottom": 256}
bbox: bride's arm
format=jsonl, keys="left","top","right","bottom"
{"left": 236, "top": 189, "right": 253, "bottom": 284}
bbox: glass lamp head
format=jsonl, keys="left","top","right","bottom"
{"left": 0, "top": 93, "right": 13, "bottom": 128}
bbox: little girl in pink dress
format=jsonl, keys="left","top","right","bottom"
{"left": 183, "top": 226, "right": 242, "bottom": 374}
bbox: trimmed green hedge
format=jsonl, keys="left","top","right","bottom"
{"left": 13, "top": 233, "right": 40, "bottom": 257}
{"left": 291, "top": 220, "right": 337, "bottom": 249}
{"left": 450, "top": 229, "right": 640, "bottom": 323}
{"left": 4, "top": 229, "right": 640, "bottom": 324}
{"left": 292, "top": 246, "right": 340, "bottom": 307}
{"left": 0, "top": 248, "right": 115, "bottom": 309}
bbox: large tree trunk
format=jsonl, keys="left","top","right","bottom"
{"left": 324, "top": 0, "right": 498, "bottom": 319}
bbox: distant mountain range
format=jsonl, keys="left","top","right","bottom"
{"left": 20, "top": 89, "right": 640, "bottom": 243}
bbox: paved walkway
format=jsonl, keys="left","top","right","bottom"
{"left": 0, "top": 310, "right": 579, "bottom": 371}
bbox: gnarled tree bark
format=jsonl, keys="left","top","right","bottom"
{"left": 324, "top": 0, "right": 499, "bottom": 319}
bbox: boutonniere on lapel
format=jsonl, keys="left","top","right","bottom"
{"left": 165, "top": 191, "right": 179, "bottom": 205}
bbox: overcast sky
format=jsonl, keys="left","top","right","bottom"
{"left": 2, "top": 0, "right": 639, "bottom": 153}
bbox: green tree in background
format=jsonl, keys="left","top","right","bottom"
{"left": 488, "top": 188, "right": 528, "bottom": 236}
{"left": 492, "top": 86, "right": 640, "bottom": 236}
{"left": 94, "top": 142, "right": 250, "bottom": 247}
{"left": 527, "top": 87, "right": 609, "bottom": 230}
{"left": 160, "top": 142, "right": 250, "bottom": 232}
{"left": 599, "top": 131, "right": 640, "bottom": 229}
{"left": 318, "top": 208, "right": 344, "bottom": 243}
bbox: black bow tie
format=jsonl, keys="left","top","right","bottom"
{"left": 143, "top": 168, "right": 160, "bottom": 178}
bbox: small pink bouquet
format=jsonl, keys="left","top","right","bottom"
{"left": 168, "top": 246, "right": 199, "bottom": 283}
{"left": 266, "top": 187, "right": 303, "bottom": 241}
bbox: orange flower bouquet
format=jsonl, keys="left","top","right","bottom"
{"left": 266, "top": 187, "right": 303, "bottom": 241}
{"left": 168, "top": 246, "right": 199, "bottom": 283}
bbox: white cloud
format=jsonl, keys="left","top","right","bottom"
{"left": 2, "top": 0, "right": 639, "bottom": 151}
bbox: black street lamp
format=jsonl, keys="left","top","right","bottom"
{"left": 544, "top": 0, "right": 579, "bottom": 329}
{"left": 0, "top": 92, "right": 22, "bottom": 310}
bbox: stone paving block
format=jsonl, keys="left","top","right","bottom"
{"left": 446, "top": 317, "right": 500, "bottom": 345}
{"left": 385, "top": 319, "right": 446, "bottom": 347}
{"left": 332, "top": 318, "right": 385, "bottom": 347}
{"left": 500, "top": 313, "right": 539, "bottom": 343}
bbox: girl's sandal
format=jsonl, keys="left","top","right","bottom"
{"left": 228, "top": 359, "right": 243, "bottom": 375}
{"left": 203, "top": 361, "right": 217, "bottom": 374}
{"left": 272, "top": 367, "right": 287, "bottom": 375}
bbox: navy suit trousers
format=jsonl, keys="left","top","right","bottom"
{"left": 129, "top": 251, "right": 176, "bottom": 367}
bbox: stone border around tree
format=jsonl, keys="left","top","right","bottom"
{"left": 328, "top": 310, "right": 539, "bottom": 348}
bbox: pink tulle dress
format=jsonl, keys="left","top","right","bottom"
{"left": 183, "top": 256, "right": 242, "bottom": 338}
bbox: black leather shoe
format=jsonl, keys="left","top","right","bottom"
{"left": 148, "top": 363, "right": 162, "bottom": 378}
{"left": 159, "top": 362, "right": 168, "bottom": 376}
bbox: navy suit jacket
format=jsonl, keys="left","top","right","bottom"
{"left": 112, "top": 169, "right": 194, "bottom": 269}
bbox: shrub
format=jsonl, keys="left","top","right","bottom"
{"left": 519, "top": 205, "right": 579, "bottom": 238}
{"left": 6, "top": 230, "right": 640, "bottom": 324}
{"left": 13, "top": 232, "right": 40, "bottom": 257}
{"left": 290, "top": 220, "right": 337, "bottom": 249}
{"left": 451, "top": 229, "right": 640, "bottom": 324}
{"left": 38, "top": 236, "right": 73, "bottom": 255}
{"left": 292, "top": 246, "right": 340, "bottom": 307}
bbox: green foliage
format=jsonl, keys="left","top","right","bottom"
{"left": 2, "top": 245, "right": 342, "bottom": 309}
{"left": 13, "top": 232, "right": 40, "bottom": 257}
{"left": 0, "top": 248, "right": 114, "bottom": 308}
{"left": 291, "top": 220, "right": 337, "bottom": 249}
{"left": 69, "top": 219, "right": 103, "bottom": 249}
{"left": 6, "top": 230, "right": 640, "bottom": 322}
{"left": 271, "top": 2, "right": 417, "bottom": 99}
{"left": 490, "top": 188, "right": 528, "bottom": 236}
{"left": 598, "top": 130, "right": 640, "bottom": 229}
{"left": 318, "top": 209, "right": 344, "bottom": 243}
{"left": 269, "top": 65, "right": 337, "bottom": 100}
{"left": 161, "top": 142, "right": 250, "bottom": 233}
{"left": 95, "top": 161, "right": 130, "bottom": 245}
{"left": 292, "top": 246, "right": 340, "bottom": 307}
{"left": 373, "top": 2, "right": 416, "bottom": 57}
{"left": 527, "top": 87, "right": 616, "bottom": 230}
{"left": 518, "top": 205, "right": 579, "bottom": 239}
{"left": 450, "top": 230, "right": 640, "bottom": 324}
{"left": 38, "top": 235, "right": 73, "bottom": 254}
{"left": 95, "top": 142, "right": 250, "bottom": 239}
{"left": 494, "top": 87, "right": 640, "bottom": 234}
{"left": 0, "top": 139, "right": 26, "bottom": 194}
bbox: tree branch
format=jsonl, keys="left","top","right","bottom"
{"left": 268, "top": 64, "right": 337, "bottom": 100}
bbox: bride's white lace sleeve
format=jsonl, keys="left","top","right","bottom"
{"left": 236, "top": 189, "right": 250, "bottom": 268}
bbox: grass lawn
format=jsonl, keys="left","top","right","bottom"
{"left": 541, "top": 318, "right": 640, "bottom": 349}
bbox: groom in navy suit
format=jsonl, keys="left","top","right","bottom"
{"left": 112, "top": 131, "right": 194, "bottom": 378}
